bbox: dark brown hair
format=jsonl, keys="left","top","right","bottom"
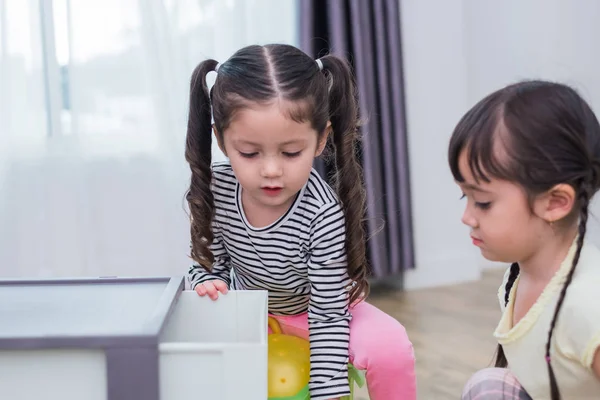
{"left": 448, "top": 80, "right": 600, "bottom": 399}
{"left": 184, "top": 44, "right": 368, "bottom": 304}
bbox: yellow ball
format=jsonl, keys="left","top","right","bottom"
{"left": 267, "top": 319, "right": 311, "bottom": 398}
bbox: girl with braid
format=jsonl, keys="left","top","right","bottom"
{"left": 451, "top": 80, "right": 600, "bottom": 400}
{"left": 184, "top": 44, "right": 416, "bottom": 400}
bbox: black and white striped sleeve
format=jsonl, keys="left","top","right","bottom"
{"left": 307, "top": 201, "right": 352, "bottom": 400}
{"left": 187, "top": 230, "right": 232, "bottom": 289}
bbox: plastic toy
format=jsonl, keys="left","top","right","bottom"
{"left": 267, "top": 316, "right": 365, "bottom": 400}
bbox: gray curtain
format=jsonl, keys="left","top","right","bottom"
{"left": 300, "top": 0, "right": 414, "bottom": 283}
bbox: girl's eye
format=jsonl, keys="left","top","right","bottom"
{"left": 475, "top": 202, "right": 491, "bottom": 210}
{"left": 239, "top": 152, "right": 258, "bottom": 158}
{"left": 461, "top": 193, "right": 491, "bottom": 210}
{"left": 283, "top": 151, "right": 302, "bottom": 158}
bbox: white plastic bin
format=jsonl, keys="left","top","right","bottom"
{"left": 159, "top": 290, "right": 268, "bottom": 400}
{"left": 0, "top": 277, "right": 268, "bottom": 400}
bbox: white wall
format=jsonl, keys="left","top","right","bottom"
{"left": 0, "top": 1, "right": 298, "bottom": 280}
{"left": 401, "top": 0, "right": 600, "bottom": 289}
{"left": 400, "top": 0, "right": 482, "bottom": 289}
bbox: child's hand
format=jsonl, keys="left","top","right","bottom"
{"left": 194, "top": 279, "right": 228, "bottom": 300}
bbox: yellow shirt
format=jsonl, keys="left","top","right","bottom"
{"left": 495, "top": 237, "right": 600, "bottom": 399}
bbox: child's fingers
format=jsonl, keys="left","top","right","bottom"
{"left": 204, "top": 281, "right": 220, "bottom": 300}
{"left": 213, "top": 280, "right": 229, "bottom": 295}
{"left": 194, "top": 280, "right": 227, "bottom": 300}
{"left": 194, "top": 284, "right": 207, "bottom": 297}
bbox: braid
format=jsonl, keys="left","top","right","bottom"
{"left": 185, "top": 59, "right": 219, "bottom": 272}
{"left": 504, "top": 263, "right": 520, "bottom": 305}
{"left": 495, "top": 262, "right": 520, "bottom": 368}
{"left": 545, "top": 183, "right": 591, "bottom": 400}
{"left": 318, "top": 54, "right": 369, "bottom": 304}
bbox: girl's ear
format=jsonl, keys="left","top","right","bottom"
{"left": 533, "top": 183, "right": 576, "bottom": 223}
{"left": 315, "top": 121, "right": 332, "bottom": 157}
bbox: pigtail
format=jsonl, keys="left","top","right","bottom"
{"left": 545, "top": 181, "right": 591, "bottom": 400}
{"left": 319, "top": 55, "right": 369, "bottom": 304}
{"left": 185, "top": 59, "right": 219, "bottom": 272}
{"left": 494, "top": 262, "right": 520, "bottom": 368}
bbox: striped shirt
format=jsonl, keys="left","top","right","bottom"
{"left": 188, "top": 162, "right": 352, "bottom": 399}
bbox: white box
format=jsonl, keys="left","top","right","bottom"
{"left": 159, "top": 290, "right": 268, "bottom": 399}
{"left": 0, "top": 277, "right": 268, "bottom": 400}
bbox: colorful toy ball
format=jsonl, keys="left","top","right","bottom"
{"left": 267, "top": 316, "right": 310, "bottom": 399}
{"left": 267, "top": 316, "right": 365, "bottom": 400}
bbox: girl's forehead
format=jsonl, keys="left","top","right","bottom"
{"left": 457, "top": 159, "right": 526, "bottom": 200}
{"left": 224, "top": 107, "right": 316, "bottom": 146}
{"left": 229, "top": 102, "right": 309, "bottom": 127}
{"left": 457, "top": 151, "right": 500, "bottom": 191}
{"left": 457, "top": 150, "right": 483, "bottom": 184}
{"left": 457, "top": 143, "right": 510, "bottom": 183}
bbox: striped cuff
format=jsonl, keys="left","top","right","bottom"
{"left": 189, "top": 274, "right": 230, "bottom": 289}
{"left": 309, "top": 370, "right": 351, "bottom": 400}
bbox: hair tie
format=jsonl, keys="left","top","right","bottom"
{"left": 315, "top": 59, "right": 324, "bottom": 71}
{"left": 215, "top": 62, "right": 221, "bottom": 73}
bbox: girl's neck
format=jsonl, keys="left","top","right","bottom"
{"left": 519, "top": 226, "right": 578, "bottom": 283}
{"left": 241, "top": 189, "right": 296, "bottom": 228}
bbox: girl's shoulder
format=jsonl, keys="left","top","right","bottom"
{"left": 568, "top": 239, "right": 600, "bottom": 291}
{"left": 296, "top": 170, "right": 346, "bottom": 228}
{"left": 210, "top": 161, "right": 236, "bottom": 184}
{"left": 209, "top": 162, "right": 237, "bottom": 199}
{"left": 304, "top": 168, "right": 340, "bottom": 207}
{"left": 496, "top": 239, "right": 600, "bottom": 312}
{"left": 211, "top": 161, "right": 234, "bottom": 175}
{"left": 564, "top": 240, "right": 600, "bottom": 297}
{"left": 557, "top": 242, "right": 600, "bottom": 368}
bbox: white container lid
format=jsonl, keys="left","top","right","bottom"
{"left": 0, "top": 276, "right": 183, "bottom": 350}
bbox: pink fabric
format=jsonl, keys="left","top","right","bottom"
{"left": 269, "top": 301, "right": 417, "bottom": 400}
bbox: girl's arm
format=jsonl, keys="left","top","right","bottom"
{"left": 307, "top": 202, "right": 353, "bottom": 400}
{"left": 559, "top": 281, "right": 600, "bottom": 379}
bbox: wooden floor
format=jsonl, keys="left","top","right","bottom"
{"left": 354, "top": 269, "right": 504, "bottom": 400}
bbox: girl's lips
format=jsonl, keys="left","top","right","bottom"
{"left": 262, "top": 187, "right": 282, "bottom": 196}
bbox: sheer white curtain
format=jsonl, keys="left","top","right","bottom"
{"left": 0, "top": 0, "right": 298, "bottom": 278}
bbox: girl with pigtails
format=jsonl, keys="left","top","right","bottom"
{"left": 453, "top": 80, "right": 600, "bottom": 399}
{"left": 185, "top": 44, "right": 416, "bottom": 400}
